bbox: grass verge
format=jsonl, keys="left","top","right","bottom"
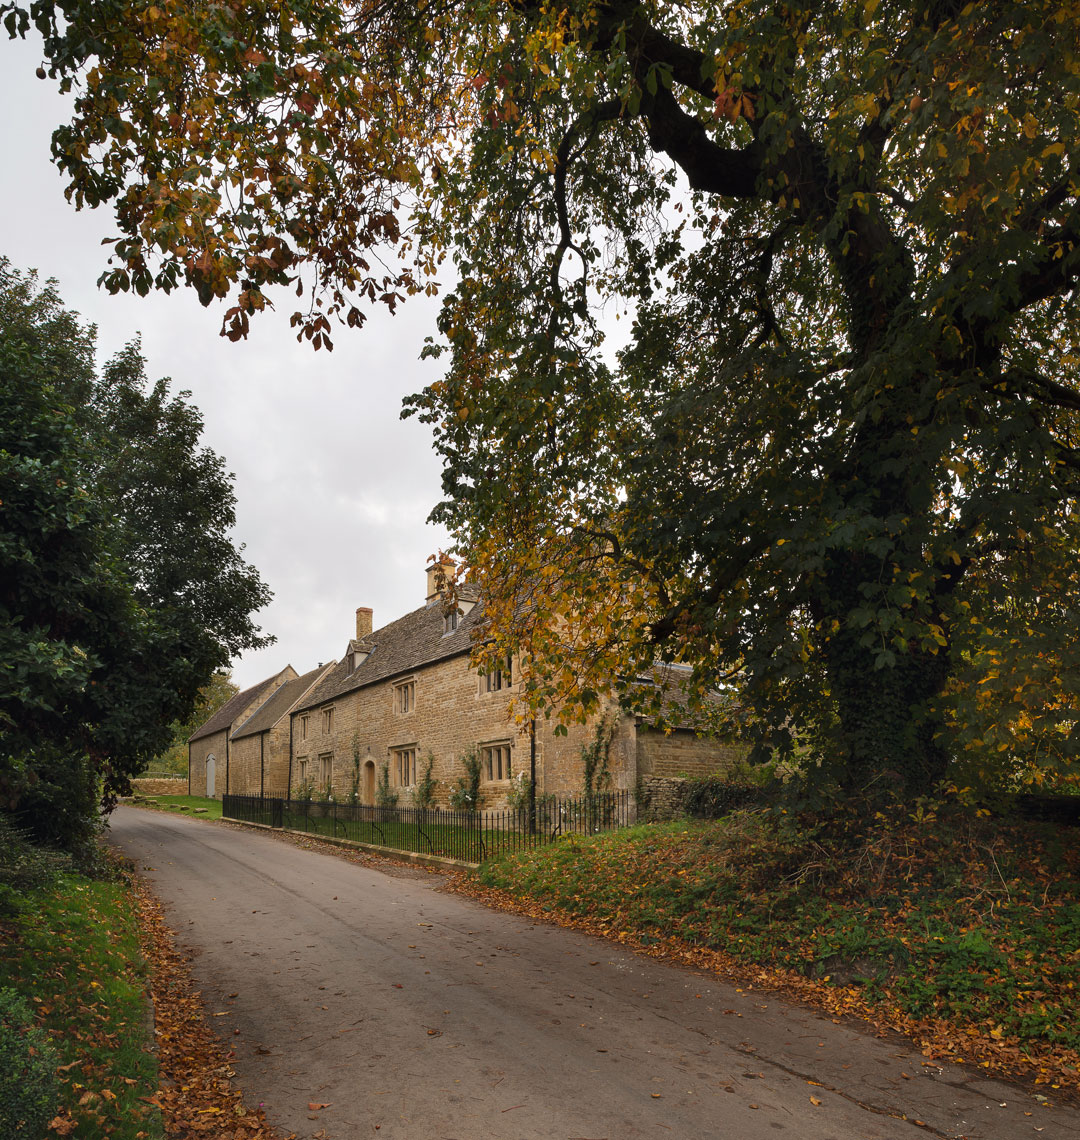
{"left": 134, "top": 794, "right": 222, "bottom": 819}
{"left": 468, "top": 807, "right": 1080, "bottom": 1093}
{"left": 0, "top": 863, "right": 163, "bottom": 1138}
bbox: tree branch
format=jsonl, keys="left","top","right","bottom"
{"left": 641, "top": 85, "right": 759, "bottom": 198}
{"left": 550, "top": 99, "right": 624, "bottom": 296}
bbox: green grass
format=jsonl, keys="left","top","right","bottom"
{"left": 476, "top": 809, "right": 1080, "bottom": 1073}
{"left": 138, "top": 794, "right": 222, "bottom": 820}
{"left": 281, "top": 809, "right": 491, "bottom": 861}
{"left": 0, "top": 869, "right": 163, "bottom": 1139}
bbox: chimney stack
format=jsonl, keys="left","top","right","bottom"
{"left": 355, "top": 607, "right": 373, "bottom": 639}
{"left": 425, "top": 556, "right": 456, "bottom": 603}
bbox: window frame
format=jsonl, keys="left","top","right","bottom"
{"left": 322, "top": 706, "right": 334, "bottom": 734}
{"left": 480, "top": 741, "right": 512, "bottom": 783}
{"left": 482, "top": 656, "right": 513, "bottom": 694}
{"left": 393, "top": 678, "right": 416, "bottom": 715}
{"left": 393, "top": 746, "right": 418, "bottom": 787}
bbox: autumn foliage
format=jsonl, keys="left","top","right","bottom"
{"left": 5, "top": 1, "right": 1080, "bottom": 798}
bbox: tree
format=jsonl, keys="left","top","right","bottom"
{"left": 7, "top": 2, "right": 1080, "bottom": 799}
{"left": 0, "top": 260, "right": 271, "bottom": 847}
{"left": 152, "top": 670, "right": 239, "bottom": 776}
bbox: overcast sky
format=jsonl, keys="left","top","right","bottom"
{"left": 2, "top": 34, "right": 455, "bottom": 690}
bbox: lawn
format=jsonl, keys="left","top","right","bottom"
{"left": 470, "top": 806, "right": 1080, "bottom": 1091}
{"left": 278, "top": 805, "right": 493, "bottom": 862}
{"left": 134, "top": 794, "right": 222, "bottom": 819}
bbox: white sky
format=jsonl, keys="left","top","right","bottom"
{"left": 2, "top": 33, "right": 454, "bottom": 690}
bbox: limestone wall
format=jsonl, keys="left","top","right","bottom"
{"left": 635, "top": 726, "right": 748, "bottom": 779}
{"left": 188, "top": 729, "right": 227, "bottom": 798}
{"left": 129, "top": 777, "right": 188, "bottom": 797}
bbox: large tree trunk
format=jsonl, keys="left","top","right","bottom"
{"left": 817, "top": 558, "right": 953, "bottom": 800}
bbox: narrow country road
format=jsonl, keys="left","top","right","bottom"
{"left": 108, "top": 806, "right": 1076, "bottom": 1140}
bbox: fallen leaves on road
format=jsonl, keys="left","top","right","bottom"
{"left": 129, "top": 873, "right": 294, "bottom": 1139}
{"left": 446, "top": 868, "right": 1080, "bottom": 1097}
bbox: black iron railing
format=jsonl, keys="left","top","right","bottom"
{"left": 221, "top": 790, "right": 636, "bottom": 863}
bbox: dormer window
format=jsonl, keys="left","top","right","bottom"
{"left": 443, "top": 609, "right": 460, "bottom": 634}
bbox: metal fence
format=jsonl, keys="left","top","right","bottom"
{"left": 221, "top": 790, "right": 636, "bottom": 863}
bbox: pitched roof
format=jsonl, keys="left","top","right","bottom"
{"left": 624, "top": 663, "right": 739, "bottom": 731}
{"left": 295, "top": 598, "right": 485, "bottom": 712}
{"left": 188, "top": 669, "right": 292, "bottom": 743}
{"left": 231, "top": 664, "right": 333, "bottom": 740}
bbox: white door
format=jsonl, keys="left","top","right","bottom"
{"left": 206, "top": 755, "right": 216, "bottom": 798}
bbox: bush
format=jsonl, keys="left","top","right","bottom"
{"left": 680, "top": 775, "right": 764, "bottom": 819}
{"left": 447, "top": 748, "right": 482, "bottom": 811}
{"left": 0, "top": 815, "right": 71, "bottom": 918}
{"left": 506, "top": 771, "right": 532, "bottom": 811}
{"left": 7, "top": 746, "right": 102, "bottom": 860}
{"left": 375, "top": 762, "right": 399, "bottom": 809}
{"left": 412, "top": 753, "right": 438, "bottom": 811}
{"left": 0, "top": 988, "right": 59, "bottom": 1137}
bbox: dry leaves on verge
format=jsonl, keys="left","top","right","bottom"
{"left": 128, "top": 873, "right": 295, "bottom": 1139}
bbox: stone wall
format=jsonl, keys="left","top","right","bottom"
{"left": 130, "top": 777, "right": 188, "bottom": 797}
{"left": 635, "top": 726, "right": 748, "bottom": 779}
{"left": 227, "top": 733, "right": 266, "bottom": 799}
{"left": 637, "top": 776, "right": 691, "bottom": 821}
{"left": 188, "top": 728, "right": 226, "bottom": 798}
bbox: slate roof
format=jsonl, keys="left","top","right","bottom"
{"left": 294, "top": 596, "right": 486, "bottom": 713}
{"left": 231, "top": 664, "right": 332, "bottom": 741}
{"left": 188, "top": 670, "right": 291, "bottom": 743}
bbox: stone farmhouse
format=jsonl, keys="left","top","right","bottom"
{"left": 188, "top": 564, "right": 742, "bottom": 805}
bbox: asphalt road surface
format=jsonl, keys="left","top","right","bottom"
{"left": 108, "top": 806, "right": 1078, "bottom": 1140}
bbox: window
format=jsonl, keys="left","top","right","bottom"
{"left": 481, "top": 743, "right": 512, "bottom": 782}
{"left": 393, "top": 747, "right": 417, "bottom": 787}
{"left": 443, "top": 609, "right": 460, "bottom": 634}
{"left": 483, "top": 657, "right": 512, "bottom": 693}
{"left": 298, "top": 758, "right": 309, "bottom": 785}
{"left": 394, "top": 680, "right": 416, "bottom": 714}
{"left": 300, "top": 714, "right": 309, "bottom": 740}
{"left": 319, "top": 753, "right": 333, "bottom": 787}
{"left": 322, "top": 707, "right": 334, "bottom": 733}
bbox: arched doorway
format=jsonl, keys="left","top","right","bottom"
{"left": 363, "top": 760, "right": 375, "bottom": 804}
{"left": 206, "top": 755, "right": 217, "bottom": 798}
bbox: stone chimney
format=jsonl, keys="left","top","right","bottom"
{"left": 425, "top": 556, "right": 455, "bottom": 603}
{"left": 355, "top": 607, "right": 373, "bottom": 639}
